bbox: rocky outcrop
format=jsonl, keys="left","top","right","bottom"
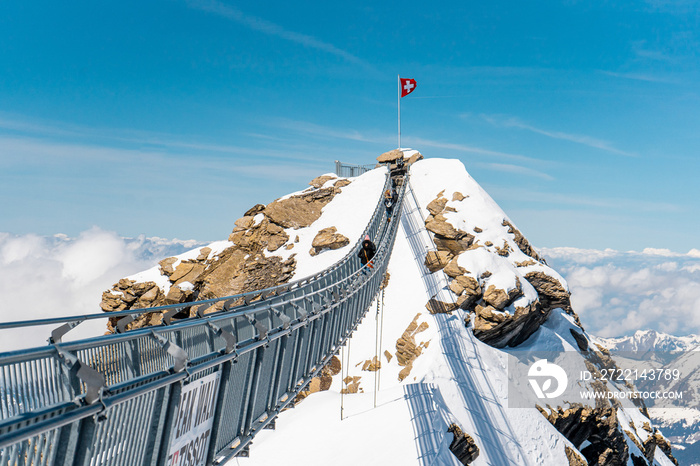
{"left": 228, "top": 217, "right": 289, "bottom": 253}
{"left": 308, "top": 174, "right": 336, "bottom": 188}
{"left": 100, "top": 172, "right": 354, "bottom": 330}
{"left": 377, "top": 149, "right": 404, "bottom": 163}
{"left": 502, "top": 220, "right": 545, "bottom": 263}
{"left": 643, "top": 431, "right": 679, "bottom": 466}
{"left": 395, "top": 314, "right": 430, "bottom": 381}
{"left": 296, "top": 356, "right": 342, "bottom": 402}
{"left": 447, "top": 424, "right": 479, "bottom": 464}
{"left": 263, "top": 186, "right": 340, "bottom": 229}
{"left": 309, "top": 227, "right": 349, "bottom": 256}
{"left": 564, "top": 446, "right": 587, "bottom": 466}
{"left": 424, "top": 250, "right": 451, "bottom": 273}
{"left": 538, "top": 404, "right": 629, "bottom": 465}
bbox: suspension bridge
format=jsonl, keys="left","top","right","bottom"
{"left": 0, "top": 163, "right": 405, "bottom": 466}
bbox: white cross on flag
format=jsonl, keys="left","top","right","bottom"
{"left": 400, "top": 78, "right": 417, "bottom": 97}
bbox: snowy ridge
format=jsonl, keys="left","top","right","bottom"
{"left": 595, "top": 329, "right": 700, "bottom": 354}
{"left": 233, "top": 157, "right": 678, "bottom": 466}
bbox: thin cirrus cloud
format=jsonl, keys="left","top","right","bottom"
{"left": 185, "top": 0, "right": 371, "bottom": 69}
{"left": 481, "top": 115, "right": 636, "bottom": 157}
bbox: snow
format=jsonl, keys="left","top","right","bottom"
{"left": 269, "top": 167, "right": 387, "bottom": 280}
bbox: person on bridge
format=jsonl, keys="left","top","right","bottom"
{"left": 358, "top": 235, "right": 376, "bottom": 269}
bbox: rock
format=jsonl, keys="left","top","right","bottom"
{"left": 310, "top": 227, "right": 350, "bottom": 255}
{"left": 233, "top": 216, "right": 256, "bottom": 231}
{"left": 570, "top": 329, "right": 589, "bottom": 352}
{"left": 424, "top": 250, "right": 451, "bottom": 273}
{"left": 398, "top": 362, "right": 413, "bottom": 382}
{"left": 263, "top": 187, "right": 338, "bottom": 229}
{"left": 362, "top": 356, "right": 381, "bottom": 371}
{"left": 524, "top": 271, "right": 575, "bottom": 316}
{"left": 447, "top": 424, "right": 480, "bottom": 464}
{"left": 538, "top": 404, "right": 630, "bottom": 466}
{"left": 196, "top": 247, "right": 211, "bottom": 261}
{"left": 502, "top": 220, "right": 545, "bottom": 263}
{"left": 426, "top": 298, "right": 458, "bottom": 314}
{"left": 452, "top": 192, "right": 466, "bottom": 201}
{"left": 426, "top": 196, "right": 448, "bottom": 216}
{"left": 472, "top": 299, "right": 550, "bottom": 348}
{"left": 170, "top": 261, "right": 206, "bottom": 285}
{"left": 334, "top": 179, "right": 352, "bottom": 188}
{"left": 395, "top": 314, "right": 429, "bottom": 381}
{"left": 643, "top": 431, "right": 679, "bottom": 466}
{"left": 406, "top": 152, "right": 423, "bottom": 165}
{"left": 483, "top": 278, "right": 522, "bottom": 309}
{"left": 450, "top": 275, "right": 476, "bottom": 296}
{"left": 377, "top": 149, "right": 404, "bottom": 163}
{"left": 165, "top": 284, "right": 193, "bottom": 304}
{"left": 309, "top": 175, "right": 336, "bottom": 188}
{"left": 434, "top": 234, "right": 474, "bottom": 256}
{"left": 384, "top": 350, "right": 393, "bottom": 362}
{"left": 443, "top": 258, "right": 467, "bottom": 278}
{"left": 229, "top": 217, "right": 289, "bottom": 253}
{"left": 425, "top": 217, "right": 470, "bottom": 240}
{"left": 244, "top": 204, "right": 266, "bottom": 217}
{"left": 159, "top": 257, "right": 178, "bottom": 275}
{"left": 473, "top": 227, "right": 482, "bottom": 233}
{"left": 565, "top": 446, "right": 587, "bottom": 466}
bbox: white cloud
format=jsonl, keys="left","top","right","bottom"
{"left": 186, "top": 0, "right": 371, "bottom": 68}
{"left": 0, "top": 229, "right": 204, "bottom": 352}
{"left": 482, "top": 114, "right": 636, "bottom": 157}
{"left": 542, "top": 247, "right": 700, "bottom": 338}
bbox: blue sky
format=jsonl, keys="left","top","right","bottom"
{"left": 1, "top": 0, "right": 699, "bottom": 252}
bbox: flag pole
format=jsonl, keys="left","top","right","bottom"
{"left": 397, "top": 74, "right": 401, "bottom": 150}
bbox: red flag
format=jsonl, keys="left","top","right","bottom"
{"left": 400, "top": 78, "right": 417, "bottom": 97}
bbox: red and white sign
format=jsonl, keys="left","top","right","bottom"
{"left": 400, "top": 78, "right": 417, "bottom": 97}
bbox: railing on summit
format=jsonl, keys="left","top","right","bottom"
{"left": 334, "top": 160, "right": 375, "bottom": 178}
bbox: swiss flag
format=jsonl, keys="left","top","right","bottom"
{"left": 400, "top": 78, "right": 417, "bottom": 97}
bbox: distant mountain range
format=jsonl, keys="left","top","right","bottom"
{"left": 596, "top": 329, "right": 700, "bottom": 465}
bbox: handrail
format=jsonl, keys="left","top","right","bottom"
{"left": 0, "top": 168, "right": 408, "bottom": 466}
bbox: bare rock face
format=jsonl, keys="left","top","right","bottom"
{"left": 433, "top": 234, "right": 475, "bottom": 256}
{"left": 525, "top": 271, "right": 571, "bottom": 313}
{"left": 170, "top": 261, "right": 206, "bottom": 285}
{"left": 538, "top": 404, "right": 630, "bottom": 466}
{"left": 395, "top": 314, "right": 430, "bottom": 381}
{"left": 377, "top": 149, "right": 404, "bottom": 163}
{"left": 483, "top": 278, "right": 522, "bottom": 309}
{"left": 502, "top": 220, "right": 545, "bottom": 263}
{"left": 263, "top": 186, "right": 339, "bottom": 229}
{"left": 198, "top": 254, "right": 296, "bottom": 315}
{"left": 425, "top": 216, "right": 470, "bottom": 240}
{"left": 424, "top": 250, "right": 452, "bottom": 273}
{"left": 229, "top": 216, "right": 289, "bottom": 253}
{"left": 426, "top": 197, "right": 448, "bottom": 216}
{"left": 472, "top": 299, "right": 549, "bottom": 348}
{"left": 425, "top": 298, "right": 458, "bottom": 314}
{"left": 295, "top": 356, "right": 342, "bottom": 403}
{"left": 308, "top": 174, "right": 336, "bottom": 188}
{"left": 447, "top": 424, "right": 480, "bottom": 465}
{"left": 309, "top": 226, "right": 349, "bottom": 256}
{"left": 643, "top": 431, "right": 679, "bottom": 466}
{"left": 565, "top": 446, "right": 587, "bottom": 466}
{"left": 444, "top": 258, "right": 468, "bottom": 278}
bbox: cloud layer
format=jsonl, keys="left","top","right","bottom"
{"left": 542, "top": 247, "right": 700, "bottom": 337}
{"left": 0, "top": 229, "right": 203, "bottom": 351}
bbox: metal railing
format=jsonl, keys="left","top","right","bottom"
{"left": 0, "top": 168, "right": 407, "bottom": 466}
{"left": 334, "top": 161, "right": 375, "bottom": 178}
